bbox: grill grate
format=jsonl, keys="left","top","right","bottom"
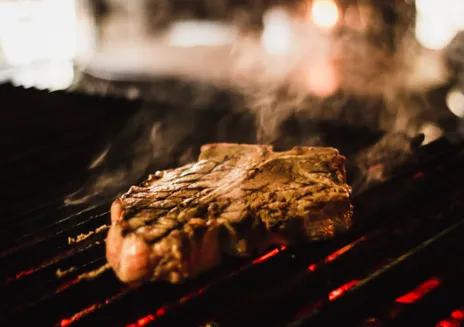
{"left": 1, "top": 84, "right": 464, "bottom": 327}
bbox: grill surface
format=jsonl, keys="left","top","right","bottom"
{"left": 1, "top": 83, "right": 464, "bottom": 327}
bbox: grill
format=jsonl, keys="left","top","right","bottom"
{"left": 1, "top": 82, "right": 464, "bottom": 327}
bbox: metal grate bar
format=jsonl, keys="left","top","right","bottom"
{"left": 0, "top": 208, "right": 110, "bottom": 282}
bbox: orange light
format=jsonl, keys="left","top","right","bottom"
{"left": 3, "top": 267, "right": 37, "bottom": 285}
{"left": 56, "top": 278, "right": 80, "bottom": 293}
{"left": 395, "top": 277, "right": 441, "bottom": 304}
{"left": 59, "top": 304, "right": 99, "bottom": 327}
{"left": 181, "top": 287, "right": 205, "bottom": 304}
{"left": 125, "top": 307, "right": 167, "bottom": 327}
{"left": 436, "top": 307, "right": 464, "bottom": 327}
{"left": 155, "top": 307, "right": 166, "bottom": 316}
{"left": 435, "top": 320, "right": 460, "bottom": 327}
{"left": 328, "top": 280, "right": 359, "bottom": 301}
{"left": 311, "top": 0, "right": 339, "bottom": 29}
{"left": 137, "top": 314, "right": 155, "bottom": 327}
{"left": 308, "top": 235, "right": 367, "bottom": 272}
{"left": 451, "top": 309, "right": 464, "bottom": 320}
{"left": 325, "top": 236, "right": 367, "bottom": 263}
{"left": 252, "top": 246, "right": 286, "bottom": 264}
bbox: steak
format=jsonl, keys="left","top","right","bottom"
{"left": 106, "top": 143, "right": 353, "bottom": 284}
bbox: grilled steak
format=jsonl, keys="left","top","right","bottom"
{"left": 106, "top": 143, "right": 353, "bottom": 283}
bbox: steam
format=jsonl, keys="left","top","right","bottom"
{"left": 67, "top": 1, "right": 451, "bottom": 204}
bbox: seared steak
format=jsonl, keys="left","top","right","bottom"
{"left": 106, "top": 143, "right": 353, "bottom": 283}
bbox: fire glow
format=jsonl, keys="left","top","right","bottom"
{"left": 435, "top": 307, "right": 464, "bottom": 327}
{"left": 328, "top": 280, "right": 360, "bottom": 301}
{"left": 395, "top": 277, "right": 441, "bottom": 304}
{"left": 308, "top": 235, "right": 368, "bottom": 272}
{"left": 125, "top": 308, "right": 167, "bottom": 327}
{"left": 252, "top": 246, "right": 287, "bottom": 264}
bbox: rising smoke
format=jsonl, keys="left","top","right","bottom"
{"left": 66, "top": 0, "right": 451, "bottom": 204}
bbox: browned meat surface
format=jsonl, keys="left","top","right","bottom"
{"left": 106, "top": 143, "right": 353, "bottom": 284}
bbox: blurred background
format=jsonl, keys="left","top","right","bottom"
{"left": 1, "top": 0, "right": 464, "bottom": 142}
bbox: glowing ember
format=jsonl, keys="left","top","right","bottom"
{"left": 55, "top": 278, "right": 80, "bottom": 293}
{"left": 125, "top": 307, "right": 167, "bottom": 327}
{"left": 436, "top": 307, "right": 464, "bottom": 327}
{"left": 252, "top": 246, "right": 286, "bottom": 264}
{"left": 60, "top": 319, "right": 72, "bottom": 327}
{"left": 451, "top": 309, "right": 464, "bottom": 320}
{"left": 308, "top": 235, "right": 368, "bottom": 272}
{"left": 328, "top": 280, "right": 359, "bottom": 301}
{"left": 59, "top": 304, "right": 99, "bottom": 327}
{"left": 325, "top": 236, "right": 367, "bottom": 263}
{"left": 179, "top": 288, "right": 205, "bottom": 303}
{"left": 310, "top": 0, "right": 339, "bottom": 29}
{"left": 137, "top": 314, "right": 155, "bottom": 326}
{"left": 395, "top": 277, "right": 441, "bottom": 304}
{"left": 8, "top": 267, "right": 36, "bottom": 283}
{"left": 436, "top": 320, "right": 461, "bottom": 327}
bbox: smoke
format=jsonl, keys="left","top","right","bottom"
{"left": 67, "top": 0, "right": 452, "bottom": 204}
{"left": 447, "top": 31, "right": 464, "bottom": 90}
{"left": 66, "top": 105, "right": 202, "bottom": 205}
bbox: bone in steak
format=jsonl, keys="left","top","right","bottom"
{"left": 106, "top": 143, "right": 353, "bottom": 284}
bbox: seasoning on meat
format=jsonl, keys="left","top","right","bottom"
{"left": 106, "top": 143, "right": 353, "bottom": 283}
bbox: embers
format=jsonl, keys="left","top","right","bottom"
{"left": 436, "top": 307, "right": 464, "bottom": 327}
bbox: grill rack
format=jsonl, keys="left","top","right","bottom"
{"left": 1, "top": 84, "right": 464, "bottom": 327}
